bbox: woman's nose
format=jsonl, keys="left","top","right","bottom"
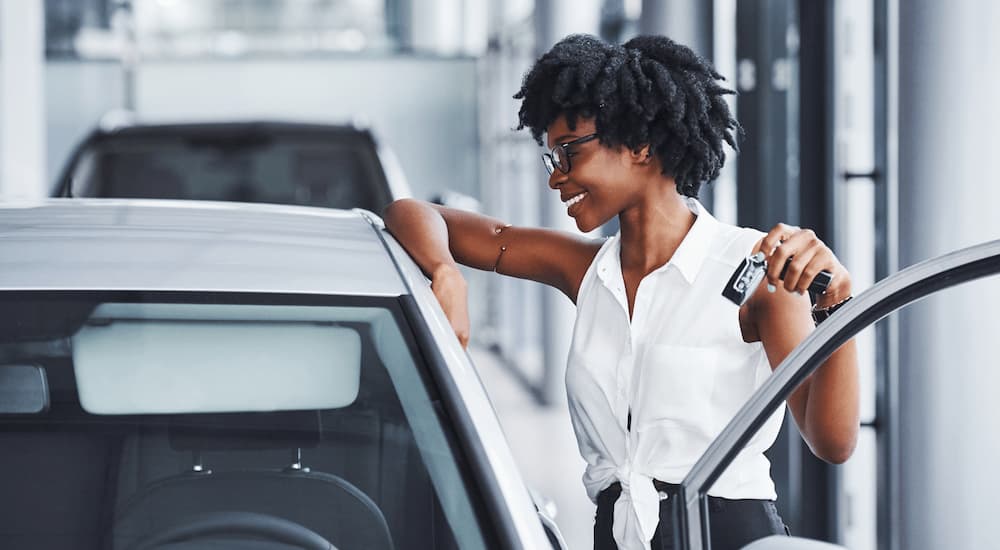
{"left": 548, "top": 170, "right": 566, "bottom": 190}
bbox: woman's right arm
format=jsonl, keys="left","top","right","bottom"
{"left": 382, "top": 198, "right": 599, "bottom": 345}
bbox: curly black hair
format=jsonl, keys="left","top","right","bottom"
{"left": 514, "top": 34, "right": 741, "bottom": 197}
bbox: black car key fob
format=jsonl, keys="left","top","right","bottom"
{"left": 722, "top": 252, "right": 832, "bottom": 306}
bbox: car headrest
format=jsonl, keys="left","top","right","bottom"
{"left": 168, "top": 410, "right": 320, "bottom": 451}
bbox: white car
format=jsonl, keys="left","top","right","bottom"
{"left": 0, "top": 199, "right": 563, "bottom": 550}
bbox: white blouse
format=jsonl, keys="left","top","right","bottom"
{"left": 565, "top": 199, "right": 785, "bottom": 550}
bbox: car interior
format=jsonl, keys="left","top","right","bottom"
{"left": 0, "top": 294, "right": 489, "bottom": 550}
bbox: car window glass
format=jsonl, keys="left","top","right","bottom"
{"left": 69, "top": 135, "right": 390, "bottom": 211}
{"left": 0, "top": 292, "right": 489, "bottom": 550}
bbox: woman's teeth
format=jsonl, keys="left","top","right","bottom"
{"left": 564, "top": 192, "right": 587, "bottom": 208}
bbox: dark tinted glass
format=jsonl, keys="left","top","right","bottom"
{"left": 0, "top": 292, "right": 490, "bottom": 550}
{"left": 69, "top": 133, "right": 392, "bottom": 211}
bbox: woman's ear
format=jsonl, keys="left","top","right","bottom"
{"left": 630, "top": 145, "right": 653, "bottom": 164}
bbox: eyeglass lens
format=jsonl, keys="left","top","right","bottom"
{"left": 543, "top": 154, "right": 556, "bottom": 174}
{"left": 554, "top": 148, "right": 569, "bottom": 172}
{"left": 542, "top": 148, "right": 569, "bottom": 175}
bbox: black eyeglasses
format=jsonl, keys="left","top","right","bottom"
{"left": 542, "top": 133, "right": 598, "bottom": 175}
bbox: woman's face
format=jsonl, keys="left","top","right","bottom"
{"left": 545, "top": 115, "right": 645, "bottom": 233}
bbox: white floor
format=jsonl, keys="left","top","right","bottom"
{"left": 469, "top": 346, "right": 595, "bottom": 550}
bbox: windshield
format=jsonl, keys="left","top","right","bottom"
{"left": 66, "top": 132, "right": 391, "bottom": 211}
{"left": 0, "top": 292, "right": 490, "bottom": 550}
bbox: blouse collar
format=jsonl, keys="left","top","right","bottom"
{"left": 596, "top": 197, "right": 719, "bottom": 286}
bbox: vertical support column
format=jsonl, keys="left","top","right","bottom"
{"left": 898, "top": 2, "right": 1000, "bottom": 550}
{"left": 639, "top": 0, "right": 713, "bottom": 58}
{"left": 829, "top": 1, "right": 890, "bottom": 548}
{"left": 0, "top": 0, "right": 46, "bottom": 199}
{"left": 111, "top": 0, "right": 137, "bottom": 112}
{"left": 712, "top": 0, "right": 739, "bottom": 224}
{"left": 534, "top": 0, "right": 602, "bottom": 404}
{"left": 872, "top": 0, "right": 900, "bottom": 548}
{"left": 409, "top": 0, "right": 466, "bottom": 55}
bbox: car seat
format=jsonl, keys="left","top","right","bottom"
{"left": 111, "top": 411, "right": 394, "bottom": 550}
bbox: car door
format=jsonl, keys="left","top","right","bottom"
{"left": 672, "top": 239, "right": 1000, "bottom": 550}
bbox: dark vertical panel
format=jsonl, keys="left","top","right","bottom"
{"left": 737, "top": 0, "right": 838, "bottom": 542}
{"left": 736, "top": 0, "right": 792, "bottom": 229}
{"left": 736, "top": 0, "right": 798, "bottom": 533}
{"left": 385, "top": 0, "right": 410, "bottom": 51}
{"left": 795, "top": 0, "right": 839, "bottom": 544}
{"left": 735, "top": 0, "right": 763, "bottom": 227}
{"left": 600, "top": 0, "right": 627, "bottom": 43}
{"left": 797, "top": 1, "right": 834, "bottom": 243}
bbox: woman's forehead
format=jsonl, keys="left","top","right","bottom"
{"left": 546, "top": 115, "right": 596, "bottom": 146}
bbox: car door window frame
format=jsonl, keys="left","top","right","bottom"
{"left": 675, "top": 239, "right": 1000, "bottom": 550}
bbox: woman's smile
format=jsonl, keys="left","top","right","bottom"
{"left": 564, "top": 191, "right": 588, "bottom": 216}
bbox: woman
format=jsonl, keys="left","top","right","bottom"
{"left": 383, "top": 34, "right": 858, "bottom": 550}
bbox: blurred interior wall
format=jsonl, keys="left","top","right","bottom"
{"left": 476, "top": 0, "right": 605, "bottom": 408}
{"left": 46, "top": 62, "right": 123, "bottom": 189}
{"left": 134, "top": 58, "right": 478, "bottom": 202}
{"left": 0, "top": 0, "right": 46, "bottom": 199}
{"left": 534, "top": 0, "right": 602, "bottom": 405}
{"left": 475, "top": 0, "right": 545, "bottom": 404}
{"left": 897, "top": 1, "right": 1000, "bottom": 549}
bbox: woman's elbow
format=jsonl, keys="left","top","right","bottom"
{"left": 382, "top": 198, "right": 429, "bottom": 233}
{"left": 812, "top": 432, "right": 858, "bottom": 465}
{"left": 382, "top": 197, "right": 418, "bottom": 220}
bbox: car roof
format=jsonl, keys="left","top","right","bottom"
{"left": 94, "top": 120, "right": 375, "bottom": 141}
{"left": 0, "top": 199, "right": 408, "bottom": 296}
{"left": 0, "top": 198, "right": 559, "bottom": 547}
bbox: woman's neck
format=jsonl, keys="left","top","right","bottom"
{"left": 618, "top": 191, "right": 696, "bottom": 274}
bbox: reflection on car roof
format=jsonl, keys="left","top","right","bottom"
{"left": 0, "top": 199, "right": 406, "bottom": 296}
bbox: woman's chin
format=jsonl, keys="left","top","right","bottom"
{"left": 574, "top": 216, "right": 602, "bottom": 234}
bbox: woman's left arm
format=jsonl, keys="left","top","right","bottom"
{"left": 747, "top": 223, "right": 860, "bottom": 464}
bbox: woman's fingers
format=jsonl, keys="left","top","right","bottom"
{"left": 780, "top": 243, "right": 821, "bottom": 294}
{"left": 814, "top": 260, "right": 853, "bottom": 308}
{"left": 772, "top": 231, "right": 820, "bottom": 292}
{"left": 430, "top": 264, "right": 471, "bottom": 348}
{"left": 793, "top": 247, "right": 837, "bottom": 295}
{"left": 759, "top": 226, "right": 851, "bottom": 299}
{"left": 756, "top": 223, "right": 797, "bottom": 257}
{"left": 433, "top": 285, "right": 471, "bottom": 348}
{"left": 762, "top": 225, "right": 811, "bottom": 286}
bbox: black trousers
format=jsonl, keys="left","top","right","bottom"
{"left": 594, "top": 481, "right": 789, "bottom": 550}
